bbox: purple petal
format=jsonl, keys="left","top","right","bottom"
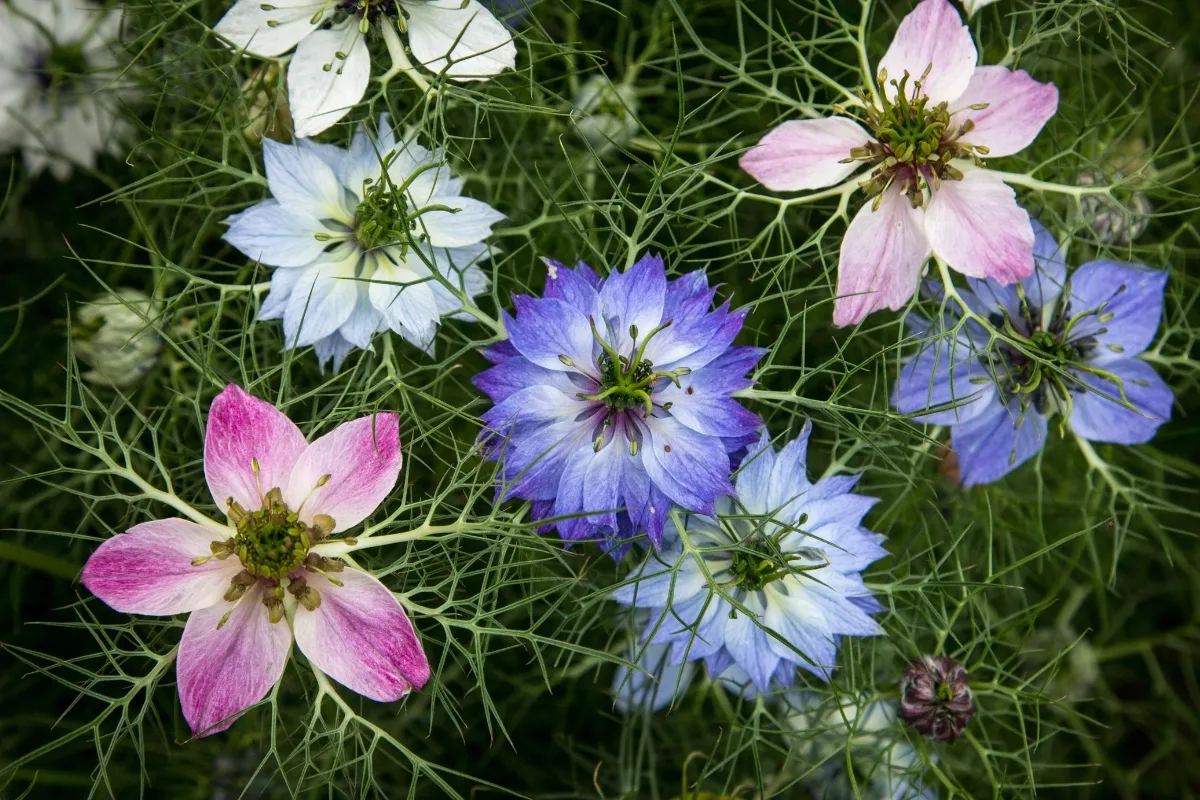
{"left": 951, "top": 396, "right": 1047, "bottom": 487}
{"left": 507, "top": 295, "right": 597, "bottom": 373}
{"left": 1066, "top": 260, "right": 1168, "bottom": 361}
{"left": 1067, "top": 358, "right": 1172, "bottom": 445}
{"left": 953, "top": 66, "right": 1058, "bottom": 158}
{"left": 292, "top": 568, "right": 430, "bottom": 701}
{"left": 81, "top": 519, "right": 242, "bottom": 616}
{"left": 892, "top": 331, "right": 997, "bottom": 425}
{"left": 639, "top": 415, "right": 734, "bottom": 515}
{"left": 598, "top": 253, "right": 668, "bottom": 342}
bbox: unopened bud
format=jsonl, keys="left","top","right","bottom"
{"left": 71, "top": 289, "right": 163, "bottom": 389}
{"left": 898, "top": 655, "right": 976, "bottom": 742}
{"left": 571, "top": 75, "right": 640, "bottom": 153}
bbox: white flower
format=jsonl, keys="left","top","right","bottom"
{"left": 222, "top": 114, "right": 504, "bottom": 371}
{"left": 73, "top": 289, "right": 163, "bottom": 388}
{"left": 571, "top": 75, "right": 639, "bottom": 152}
{"left": 0, "top": 0, "right": 128, "bottom": 180}
{"left": 215, "top": 0, "right": 518, "bottom": 137}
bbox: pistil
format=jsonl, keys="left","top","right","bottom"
{"left": 575, "top": 319, "right": 689, "bottom": 420}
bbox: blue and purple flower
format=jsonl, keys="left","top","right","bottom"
{"left": 893, "top": 217, "right": 1173, "bottom": 487}
{"left": 612, "top": 423, "right": 888, "bottom": 693}
{"left": 473, "top": 253, "right": 763, "bottom": 555}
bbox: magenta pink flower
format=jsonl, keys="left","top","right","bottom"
{"left": 740, "top": 0, "right": 1058, "bottom": 327}
{"left": 81, "top": 385, "right": 430, "bottom": 737}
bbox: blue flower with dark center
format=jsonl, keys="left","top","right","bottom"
{"left": 893, "top": 217, "right": 1173, "bottom": 487}
{"left": 473, "top": 253, "right": 764, "bottom": 556}
{"left": 612, "top": 423, "right": 887, "bottom": 692}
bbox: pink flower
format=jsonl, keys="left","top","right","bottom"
{"left": 81, "top": 385, "right": 429, "bottom": 737}
{"left": 739, "top": 0, "right": 1058, "bottom": 327}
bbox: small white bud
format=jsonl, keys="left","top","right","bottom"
{"left": 570, "top": 75, "right": 640, "bottom": 153}
{"left": 72, "top": 288, "right": 163, "bottom": 388}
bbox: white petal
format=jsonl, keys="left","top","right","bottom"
{"left": 412, "top": 197, "right": 504, "bottom": 249}
{"left": 262, "top": 138, "right": 352, "bottom": 223}
{"left": 368, "top": 254, "right": 441, "bottom": 346}
{"left": 283, "top": 256, "right": 362, "bottom": 347}
{"left": 214, "top": 0, "right": 331, "bottom": 58}
{"left": 223, "top": 200, "right": 325, "bottom": 268}
{"left": 288, "top": 25, "right": 371, "bottom": 138}
{"left": 403, "top": 0, "right": 516, "bottom": 81}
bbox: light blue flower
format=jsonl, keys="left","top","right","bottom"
{"left": 613, "top": 422, "right": 887, "bottom": 693}
{"left": 222, "top": 114, "right": 503, "bottom": 371}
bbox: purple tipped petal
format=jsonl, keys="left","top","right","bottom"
{"left": 177, "top": 582, "right": 291, "bottom": 737}
{"left": 292, "top": 568, "right": 430, "bottom": 701}
{"left": 205, "top": 385, "right": 308, "bottom": 514}
{"left": 951, "top": 396, "right": 1047, "bottom": 487}
{"left": 1067, "top": 358, "right": 1173, "bottom": 445}
{"left": 507, "top": 295, "right": 597, "bottom": 373}
{"left": 925, "top": 170, "right": 1034, "bottom": 284}
{"left": 953, "top": 66, "right": 1058, "bottom": 158}
{"left": 1067, "top": 260, "right": 1168, "bottom": 361}
{"left": 284, "top": 413, "right": 402, "bottom": 533}
{"left": 81, "top": 519, "right": 242, "bottom": 616}
{"left": 639, "top": 416, "right": 734, "bottom": 516}
{"left": 877, "top": 0, "right": 978, "bottom": 106}
{"left": 739, "top": 117, "right": 872, "bottom": 191}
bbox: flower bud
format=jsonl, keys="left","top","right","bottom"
{"left": 898, "top": 655, "right": 976, "bottom": 743}
{"left": 240, "top": 63, "right": 293, "bottom": 144}
{"left": 1077, "top": 170, "right": 1152, "bottom": 246}
{"left": 571, "top": 75, "right": 639, "bottom": 153}
{"left": 72, "top": 288, "right": 163, "bottom": 388}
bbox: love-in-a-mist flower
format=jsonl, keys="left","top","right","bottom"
{"left": 0, "top": 0, "right": 128, "bottom": 180}
{"left": 215, "top": 0, "right": 517, "bottom": 137}
{"left": 739, "top": 0, "right": 1058, "bottom": 326}
{"left": 81, "top": 385, "right": 430, "bottom": 737}
{"left": 612, "top": 424, "right": 887, "bottom": 692}
{"left": 223, "top": 114, "right": 503, "bottom": 371}
{"left": 892, "top": 217, "right": 1173, "bottom": 487}
{"left": 473, "top": 254, "right": 763, "bottom": 557}
{"left": 897, "top": 655, "right": 976, "bottom": 742}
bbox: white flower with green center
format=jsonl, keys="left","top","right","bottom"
{"left": 222, "top": 114, "right": 504, "bottom": 371}
{"left": 215, "top": 0, "right": 518, "bottom": 137}
{"left": 0, "top": 0, "right": 128, "bottom": 180}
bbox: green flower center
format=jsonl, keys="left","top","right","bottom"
{"left": 573, "top": 318, "right": 689, "bottom": 426}
{"left": 727, "top": 534, "right": 826, "bottom": 593}
{"left": 36, "top": 43, "right": 89, "bottom": 92}
{"left": 232, "top": 490, "right": 312, "bottom": 580}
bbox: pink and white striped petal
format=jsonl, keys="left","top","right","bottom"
{"left": 877, "top": 0, "right": 977, "bottom": 106}
{"left": 81, "top": 518, "right": 241, "bottom": 616}
{"left": 177, "top": 582, "right": 291, "bottom": 737}
{"left": 834, "top": 185, "right": 931, "bottom": 327}
{"left": 925, "top": 169, "right": 1034, "bottom": 283}
{"left": 292, "top": 568, "right": 430, "bottom": 702}
{"left": 953, "top": 66, "right": 1058, "bottom": 158}
{"left": 283, "top": 413, "right": 402, "bottom": 532}
{"left": 739, "top": 118, "right": 873, "bottom": 191}
{"left": 204, "top": 385, "right": 308, "bottom": 515}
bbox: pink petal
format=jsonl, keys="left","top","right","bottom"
{"left": 81, "top": 519, "right": 241, "bottom": 616}
{"left": 834, "top": 186, "right": 931, "bottom": 327}
{"left": 877, "top": 0, "right": 977, "bottom": 105}
{"left": 283, "top": 413, "right": 401, "bottom": 532}
{"left": 292, "top": 568, "right": 430, "bottom": 701}
{"left": 739, "top": 118, "right": 873, "bottom": 191}
{"left": 953, "top": 66, "right": 1058, "bottom": 158}
{"left": 177, "top": 582, "right": 291, "bottom": 737}
{"left": 925, "top": 169, "right": 1034, "bottom": 283}
{"left": 204, "top": 385, "right": 308, "bottom": 514}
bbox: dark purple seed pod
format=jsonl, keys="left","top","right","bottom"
{"left": 898, "top": 655, "right": 976, "bottom": 743}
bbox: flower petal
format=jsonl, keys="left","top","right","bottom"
{"left": 877, "top": 0, "right": 977, "bottom": 105}
{"left": 506, "top": 295, "right": 597, "bottom": 373}
{"left": 925, "top": 169, "right": 1034, "bottom": 283}
{"left": 951, "top": 396, "right": 1047, "bottom": 487}
{"left": 368, "top": 254, "right": 441, "bottom": 348}
{"left": 598, "top": 252, "right": 668, "bottom": 350}
{"left": 953, "top": 66, "right": 1058, "bottom": 158}
{"left": 412, "top": 197, "right": 505, "bottom": 249}
{"left": 288, "top": 25, "right": 371, "bottom": 138}
{"left": 292, "top": 568, "right": 430, "bottom": 701}
{"left": 892, "top": 330, "right": 996, "bottom": 425}
{"left": 214, "top": 0, "right": 329, "bottom": 58}
{"left": 284, "top": 413, "right": 402, "bottom": 532}
{"left": 81, "top": 519, "right": 241, "bottom": 616}
{"left": 738, "top": 117, "right": 872, "bottom": 191}
{"left": 962, "top": 0, "right": 1002, "bottom": 16}
{"left": 282, "top": 255, "right": 362, "bottom": 348}
{"left": 612, "top": 644, "right": 696, "bottom": 714}
{"left": 639, "top": 415, "right": 733, "bottom": 516}
{"left": 1065, "top": 260, "right": 1168, "bottom": 362}
{"left": 222, "top": 200, "right": 324, "bottom": 268}
{"left": 404, "top": 0, "right": 516, "bottom": 80}
{"left": 1067, "top": 359, "right": 1173, "bottom": 445}
{"left": 262, "top": 138, "right": 351, "bottom": 223}
{"left": 177, "top": 582, "right": 291, "bottom": 737}
{"left": 205, "top": 384, "right": 308, "bottom": 512}
{"left": 833, "top": 186, "right": 931, "bottom": 327}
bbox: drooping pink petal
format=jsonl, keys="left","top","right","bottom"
{"left": 204, "top": 385, "right": 308, "bottom": 515}
{"left": 81, "top": 519, "right": 241, "bottom": 616}
{"left": 833, "top": 186, "right": 931, "bottom": 327}
{"left": 283, "top": 413, "right": 402, "bottom": 532}
{"left": 953, "top": 66, "right": 1058, "bottom": 158}
{"left": 924, "top": 169, "right": 1034, "bottom": 283}
{"left": 291, "top": 568, "right": 430, "bottom": 701}
{"left": 877, "top": 0, "right": 977, "bottom": 105}
{"left": 739, "top": 118, "right": 873, "bottom": 191}
{"left": 177, "top": 582, "right": 291, "bottom": 737}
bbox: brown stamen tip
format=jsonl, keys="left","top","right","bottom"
{"left": 299, "top": 587, "right": 321, "bottom": 612}
{"left": 312, "top": 514, "right": 335, "bottom": 538}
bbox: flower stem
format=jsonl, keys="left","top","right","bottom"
{"left": 379, "top": 23, "right": 432, "bottom": 94}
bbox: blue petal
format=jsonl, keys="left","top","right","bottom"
{"left": 1024, "top": 217, "right": 1068, "bottom": 310}
{"left": 612, "top": 644, "right": 696, "bottom": 714}
{"left": 507, "top": 295, "right": 596, "bottom": 372}
{"left": 262, "top": 138, "right": 351, "bottom": 222}
{"left": 598, "top": 253, "right": 668, "bottom": 342}
{"left": 722, "top": 609, "right": 781, "bottom": 692}
{"left": 542, "top": 258, "right": 602, "bottom": 316}
{"left": 223, "top": 200, "right": 326, "bottom": 268}
{"left": 951, "top": 396, "right": 1048, "bottom": 487}
{"left": 732, "top": 431, "right": 776, "bottom": 512}
{"left": 765, "top": 420, "right": 814, "bottom": 520}
{"left": 639, "top": 415, "right": 734, "bottom": 515}
{"left": 472, "top": 356, "right": 578, "bottom": 405}
{"left": 1067, "top": 260, "right": 1169, "bottom": 362}
{"left": 312, "top": 332, "right": 357, "bottom": 374}
{"left": 1067, "top": 358, "right": 1173, "bottom": 445}
{"left": 892, "top": 329, "right": 997, "bottom": 426}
